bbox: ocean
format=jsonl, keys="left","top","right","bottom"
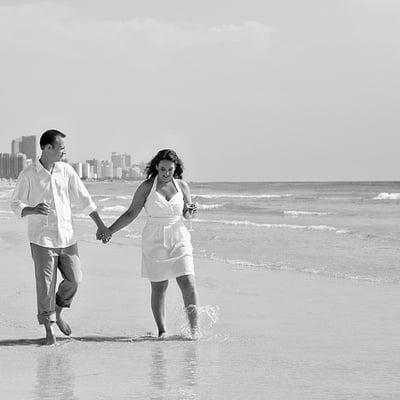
{"left": 2, "top": 180, "right": 399, "bottom": 285}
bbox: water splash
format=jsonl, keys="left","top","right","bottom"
{"left": 173, "top": 304, "right": 220, "bottom": 339}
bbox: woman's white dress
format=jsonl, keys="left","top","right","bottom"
{"left": 141, "top": 176, "right": 194, "bottom": 282}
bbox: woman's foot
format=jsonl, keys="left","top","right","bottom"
{"left": 158, "top": 331, "right": 167, "bottom": 339}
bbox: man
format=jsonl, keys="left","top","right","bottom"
{"left": 10, "top": 129, "right": 110, "bottom": 345}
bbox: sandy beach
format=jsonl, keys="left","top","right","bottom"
{"left": 0, "top": 216, "right": 399, "bottom": 399}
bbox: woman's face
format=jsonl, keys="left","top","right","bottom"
{"left": 156, "top": 160, "right": 176, "bottom": 182}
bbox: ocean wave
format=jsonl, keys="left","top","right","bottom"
{"left": 74, "top": 213, "right": 115, "bottom": 220}
{"left": 102, "top": 205, "right": 126, "bottom": 213}
{"left": 373, "top": 192, "right": 400, "bottom": 200}
{"left": 198, "top": 203, "right": 227, "bottom": 210}
{"left": 0, "top": 210, "right": 13, "bottom": 214}
{"left": 98, "top": 197, "right": 111, "bottom": 202}
{"left": 193, "top": 218, "right": 349, "bottom": 234}
{"left": 193, "top": 193, "right": 292, "bottom": 199}
{"left": 116, "top": 195, "right": 132, "bottom": 200}
{"left": 284, "top": 210, "right": 333, "bottom": 216}
{"left": 195, "top": 252, "right": 396, "bottom": 284}
{"left": 0, "top": 191, "right": 13, "bottom": 199}
{"left": 124, "top": 233, "right": 142, "bottom": 240}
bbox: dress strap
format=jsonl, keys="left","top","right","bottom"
{"left": 149, "top": 175, "right": 158, "bottom": 195}
{"left": 173, "top": 178, "right": 182, "bottom": 194}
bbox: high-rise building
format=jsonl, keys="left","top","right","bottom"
{"left": 0, "top": 153, "right": 10, "bottom": 178}
{"left": 114, "top": 167, "right": 123, "bottom": 179}
{"left": 11, "top": 138, "right": 22, "bottom": 154}
{"left": 72, "top": 163, "right": 83, "bottom": 178}
{"left": 111, "top": 152, "right": 132, "bottom": 170}
{"left": 111, "top": 152, "right": 124, "bottom": 169}
{"left": 102, "top": 161, "right": 114, "bottom": 178}
{"left": 11, "top": 136, "right": 37, "bottom": 161}
{"left": 82, "top": 163, "right": 91, "bottom": 179}
{"left": 124, "top": 153, "right": 132, "bottom": 168}
{"left": 0, "top": 153, "right": 26, "bottom": 179}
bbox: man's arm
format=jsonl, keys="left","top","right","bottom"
{"left": 10, "top": 173, "right": 31, "bottom": 218}
{"left": 89, "top": 210, "right": 111, "bottom": 242}
{"left": 67, "top": 165, "right": 110, "bottom": 240}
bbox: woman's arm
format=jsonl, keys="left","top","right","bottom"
{"left": 109, "top": 180, "right": 151, "bottom": 234}
{"left": 178, "top": 180, "right": 197, "bottom": 219}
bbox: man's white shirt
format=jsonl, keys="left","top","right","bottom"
{"left": 10, "top": 160, "right": 97, "bottom": 248}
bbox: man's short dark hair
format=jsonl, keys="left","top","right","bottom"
{"left": 40, "top": 130, "right": 66, "bottom": 150}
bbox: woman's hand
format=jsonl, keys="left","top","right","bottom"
{"left": 184, "top": 202, "right": 198, "bottom": 219}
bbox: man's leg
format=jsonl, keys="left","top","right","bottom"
{"left": 55, "top": 244, "right": 82, "bottom": 336}
{"left": 30, "top": 244, "right": 58, "bottom": 345}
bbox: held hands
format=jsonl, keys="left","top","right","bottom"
{"left": 96, "top": 225, "right": 112, "bottom": 244}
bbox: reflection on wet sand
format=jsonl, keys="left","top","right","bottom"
{"left": 34, "top": 351, "right": 78, "bottom": 400}
{"left": 150, "top": 343, "right": 198, "bottom": 399}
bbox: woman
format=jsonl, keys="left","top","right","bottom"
{"left": 105, "top": 149, "right": 198, "bottom": 338}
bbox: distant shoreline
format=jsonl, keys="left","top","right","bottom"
{"left": 1, "top": 178, "right": 400, "bottom": 185}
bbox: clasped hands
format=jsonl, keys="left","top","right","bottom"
{"left": 96, "top": 225, "right": 112, "bottom": 244}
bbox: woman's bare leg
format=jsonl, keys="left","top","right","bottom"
{"left": 151, "top": 280, "right": 169, "bottom": 336}
{"left": 176, "top": 274, "right": 198, "bottom": 335}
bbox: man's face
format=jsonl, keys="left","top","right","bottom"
{"left": 49, "top": 136, "right": 66, "bottom": 162}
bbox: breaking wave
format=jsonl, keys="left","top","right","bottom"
{"left": 193, "top": 218, "right": 349, "bottom": 234}
{"left": 373, "top": 193, "right": 400, "bottom": 200}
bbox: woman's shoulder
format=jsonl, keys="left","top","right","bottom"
{"left": 176, "top": 178, "right": 189, "bottom": 187}
{"left": 135, "top": 178, "right": 154, "bottom": 197}
{"left": 175, "top": 179, "right": 190, "bottom": 194}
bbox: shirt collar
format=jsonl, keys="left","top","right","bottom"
{"left": 35, "top": 159, "right": 59, "bottom": 174}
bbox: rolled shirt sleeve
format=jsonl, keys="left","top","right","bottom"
{"left": 10, "top": 173, "right": 30, "bottom": 218}
{"left": 68, "top": 167, "right": 97, "bottom": 215}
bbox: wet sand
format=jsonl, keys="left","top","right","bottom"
{"left": 0, "top": 218, "right": 399, "bottom": 399}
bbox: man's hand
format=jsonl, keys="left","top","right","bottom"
{"left": 96, "top": 226, "right": 112, "bottom": 244}
{"left": 27, "top": 203, "right": 51, "bottom": 216}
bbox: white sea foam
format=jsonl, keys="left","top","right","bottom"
{"left": 0, "top": 210, "right": 13, "bottom": 214}
{"left": 373, "top": 192, "right": 400, "bottom": 200}
{"left": 193, "top": 218, "right": 349, "bottom": 234}
{"left": 284, "top": 210, "right": 332, "bottom": 216}
{"left": 124, "top": 233, "right": 142, "bottom": 240}
{"left": 198, "top": 203, "right": 227, "bottom": 210}
{"left": 74, "top": 213, "right": 115, "bottom": 220}
{"left": 173, "top": 304, "right": 220, "bottom": 338}
{"left": 102, "top": 205, "right": 126, "bottom": 213}
{"left": 193, "top": 193, "right": 292, "bottom": 199}
{"left": 116, "top": 195, "right": 132, "bottom": 200}
{"left": 195, "top": 252, "right": 393, "bottom": 284}
{"left": 98, "top": 197, "right": 111, "bottom": 202}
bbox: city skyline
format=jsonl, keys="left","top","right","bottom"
{"left": 0, "top": 134, "right": 145, "bottom": 180}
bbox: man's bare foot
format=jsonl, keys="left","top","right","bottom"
{"left": 56, "top": 316, "right": 72, "bottom": 336}
{"left": 43, "top": 324, "right": 57, "bottom": 345}
{"left": 55, "top": 305, "right": 72, "bottom": 336}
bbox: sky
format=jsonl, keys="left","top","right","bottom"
{"left": 0, "top": 0, "right": 399, "bottom": 181}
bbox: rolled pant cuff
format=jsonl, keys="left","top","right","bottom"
{"left": 56, "top": 295, "right": 72, "bottom": 308}
{"left": 37, "top": 312, "right": 57, "bottom": 325}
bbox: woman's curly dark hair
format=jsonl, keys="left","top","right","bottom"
{"left": 145, "top": 149, "right": 184, "bottom": 179}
